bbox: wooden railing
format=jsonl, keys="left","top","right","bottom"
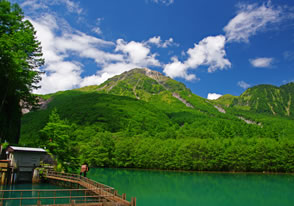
{"left": 0, "top": 188, "right": 107, "bottom": 205}
{"left": 46, "top": 171, "right": 136, "bottom": 206}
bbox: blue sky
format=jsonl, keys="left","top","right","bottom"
{"left": 12, "top": 0, "right": 294, "bottom": 99}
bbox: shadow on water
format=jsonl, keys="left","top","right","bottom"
{"left": 88, "top": 168, "right": 294, "bottom": 206}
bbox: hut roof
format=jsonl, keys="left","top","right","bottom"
{"left": 7, "top": 146, "right": 46, "bottom": 153}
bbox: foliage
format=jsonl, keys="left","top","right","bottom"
{"left": 0, "top": 0, "right": 44, "bottom": 143}
{"left": 19, "top": 69, "right": 294, "bottom": 172}
{"left": 227, "top": 83, "right": 294, "bottom": 118}
{"left": 39, "top": 109, "right": 79, "bottom": 172}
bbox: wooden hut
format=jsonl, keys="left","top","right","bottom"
{"left": 6, "top": 146, "right": 47, "bottom": 183}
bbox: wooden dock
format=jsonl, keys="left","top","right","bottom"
{"left": 0, "top": 171, "right": 136, "bottom": 206}
{"left": 46, "top": 171, "right": 136, "bottom": 206}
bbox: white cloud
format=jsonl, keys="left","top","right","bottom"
{"left": 207, "top": 93, "right": 222, "bottom": 100}
{"left": 29, "top": 13, "right": 162, "bottom": 93}
{"left": 147, "top": 36, "right": 161, "bottom": 45}
{"left": 21, "top": 0, "right": 48, "bottom": 10}
{"left": 238, "top": 81, "right": 251, "bottom": 89}
{"left": 164, "top": 57, "right": 196, "bottom": 80}
{"left": 59, "top": 0, "right": 83, "bottom": 14}
{"left": 21, "top": 0, "right": 83, "bottom": 15}
{"left": 79, "top": 73, "right": 111, "bottom": 87}
{"left": 163, "top": 35, "right": 231, "bottom": 81}
{"left": 249, "top": 57, "right": 273, "bottom": 68}
{"left": 92, "top": 27, "right": 102, "bottom": 35}
{"left": 224, "top": 2, "right": 282, "bottom": 42}
{"left": 149, "top": 0, "right": 174, "bottom": 6}
{"left": 146, "top": 36, "right": 176, "bottom": 48}
{"left": 38, "top": 62, "right": 82, "bottom": 94}
{"left": 116, "top": 39, "right": 160, "bottom": 66}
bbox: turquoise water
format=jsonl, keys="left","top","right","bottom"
{"left": 88, "top": 168, "right": 294, "bottom": 206}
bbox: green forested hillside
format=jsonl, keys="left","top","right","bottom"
{"left": 20, "top": 68, "right": 294, "bottom": 172}
{"left": 216, "top": 83, "right": 294, "bottom": 117}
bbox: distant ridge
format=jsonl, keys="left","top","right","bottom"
{"left": 215, "top": 82, "right": 294, "bottom": 117}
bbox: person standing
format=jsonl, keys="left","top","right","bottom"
{"left": 80, "top": 163, "right": 89, "bottom": 177}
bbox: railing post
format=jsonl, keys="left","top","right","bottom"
{"left": 1, "top": 190, "right": 4, "bottom": 206}
{"left": 54, "top": 191, "right": 56, "bottom": 205}
{"left": 122, "top": 193, "right": 126, "bottom": 200}
{"left": 19, "top": 192, "right": 22, "bottom": 206}
{"left": 131, "top": 197, "right": 136, "bottom": 206}
{"left": 70, "top": 190, "right": 72, "bottom": 203}
{"left": 37, "top": 200, "right": 41, "bottom": 206}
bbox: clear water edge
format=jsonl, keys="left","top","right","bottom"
{"left": 1, "top": 168, "right": 293, "bottom": 206}
{"left": 87, "top": 168, "right": 294, "bottom": 206}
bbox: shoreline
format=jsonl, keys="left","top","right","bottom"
{"left": 91, "top": 167, "right": 294, "bottom": 175}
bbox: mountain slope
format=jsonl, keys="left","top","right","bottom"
{"left": 19, "top": 68, "right": 294, "bottom": 172}
{"left": 21, "top": 68, "right": 277, "bottom": 145}
{"left": 214, "top": 83, "right": 294, "bottom": 118}
{"left": 78, "top": 68, "right": 220, "bottom": 114}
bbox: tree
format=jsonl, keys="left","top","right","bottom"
{"left": 40, "top": 109, "right": 79, "bottom": 172}
{"left": 0, "top": 0, "right": 44, "bottom": 143}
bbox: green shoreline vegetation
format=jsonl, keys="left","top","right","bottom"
{"left": 20, "top": 89, "right": 294, "bottom": 173}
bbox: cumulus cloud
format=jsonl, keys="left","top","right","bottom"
{"left": 163, "top": 35, "right": 231, "bottom": 80}
{"left": 238, "top": 81, "right": 251, "bottom": 89}
{"left": 164, "top": 57, "right": 196, "bottom": 80}
{"left": 147, "top": 36, "right": 176, "bottom": 48}
{"left": 249, "top": 57, "right": 273, "bottom": 68}
{"left": 224, "top": 2, "right": 282, "bottom": 42}
{"left": 29, "top": 13, "right": 162, "bottom": 94}
{"left": 116, "top": 39, "right": 160, "bottom": 66}
{"left": 207, "top": 93, "right": 222, "bottom": 100}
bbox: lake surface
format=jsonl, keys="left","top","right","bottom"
{"left": 87, "top": 168, "right": 294, "bottom": 206}
{"left": 0, "top": 183, "right": 88, "bottom": 205}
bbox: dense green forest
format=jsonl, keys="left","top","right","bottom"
{"left": 0, "top": 0, "right": 44, "bottom": 144}
{"left": 20, "top": 68, "right": 294, "bottom": 173}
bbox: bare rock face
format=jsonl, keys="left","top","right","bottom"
{"left": 38, "top": 98, "right": 52, "bottom": 110}
{"left": 214, "top": 105, "right": 226, "bottom": 113}
{"left": 21, "top": 97, "right": 52, "bottom": 114}
{"left": 143, "top": 68, "right": 166, "bottom": 82}
{"left": 238, "top": 116, "right": 262, "bottom": 126}
{"left": 172, "top": 93, "right": 194, "bottom": 108}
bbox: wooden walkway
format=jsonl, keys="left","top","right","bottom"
{"left": 46, "top": 171, "right": 136, "bottom": 206}
{"left": 0, "top": 188, "right": 108, "bottom": 206}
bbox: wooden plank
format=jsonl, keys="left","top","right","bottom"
{"left": 46, "top": 174, "right": 131, "bottom": 206}
{"left": 27, "top": 203, "right": 102, "bottom": 206}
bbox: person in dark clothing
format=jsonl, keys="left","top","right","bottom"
{"left": 80, "top": 163, "right": 89, "bottom": 177}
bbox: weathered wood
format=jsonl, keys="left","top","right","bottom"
{"left": 46, "top": 171, "right": 133, "bottom": 206}
{"left": 122, "top": 193, "right": 126, "bottom": 200}
{"left": 131, "top": 197, "right": 136, "bottom": 206}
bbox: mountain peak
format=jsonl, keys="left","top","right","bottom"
{"left": 120, "top": 68, "right": 167, "bottom": 82}
{"left": 91, "top": 68, "right": 190, "bottom": 99}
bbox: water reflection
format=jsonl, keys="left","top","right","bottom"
{"left": 88, "top": 168, "right": 294, "bottom": 206}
